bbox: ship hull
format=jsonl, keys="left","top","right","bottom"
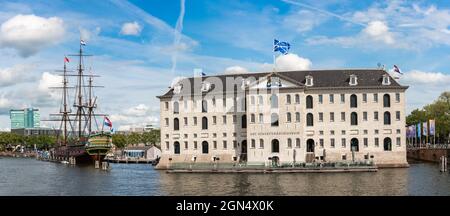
{"left": 86, "top": 147, "right": 110, "bottom": 161}
{"left": 52, "top": 145, "right": 94, "bottom": 164}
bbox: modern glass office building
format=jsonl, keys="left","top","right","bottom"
{"left": 10, "top": 108, "right": 40, "bottom": 129}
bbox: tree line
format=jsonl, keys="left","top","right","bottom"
{"left": 0, "top": 129, "right": 161, "bottom": 151}
{"left": 406, "top": 92, "right": 450, "bottom": 143}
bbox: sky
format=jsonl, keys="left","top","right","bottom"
{"left": 0, "top": 0, "right": 449, "bottom": 131}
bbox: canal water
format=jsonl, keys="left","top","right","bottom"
{"left": 0, "top": 158, "right": 449, "bottom": 196}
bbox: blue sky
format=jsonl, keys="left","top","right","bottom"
{"left": 0, "top": 0, "right": 449, "bottom": 130}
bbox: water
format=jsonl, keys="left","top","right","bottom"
{"left": 0, "top": 158, "right": 449, "bottom": 196}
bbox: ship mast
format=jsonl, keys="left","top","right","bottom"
{"left": 77, "top": 42, "right": 83, "bottom": 138}
{"left": 62, "top": 61, "right": 69, "bottom": 146}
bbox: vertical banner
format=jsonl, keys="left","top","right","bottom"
{"left": 423, "top": 121, "right": 428, "bottom": 136}
{"left": 429, "top": 119, "right": 435, "bottom": 136}
{"left": 405, "top": 126, "right": 410, "bottom": 138}
{"left": 417, "top": 123, "right": 421, "bottom": 138}
{"left": 411, "top": 126, "right": 416, "bottom": 138}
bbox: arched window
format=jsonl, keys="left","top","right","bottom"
{"left": 306, "top": 113, "right": 314, "bottom": 126}
{"left": 295, "top": 112, "right": 300, "bottom": 122}
{"left": 174, "top": 141, "right": 180, "bottom": 154}
{"left": 271, "top": 113, "right": 279, "bottom": 127}
{"left": 173, "top": 101, "right": 179, "bottom": 114}
{"left": 351, "top": 112, "right": 358, "bottom": 125}
{"left": 287, "top": 112, "right": 292, "bottom": 122}
{"left": 350, "top": 94, "right": 357, "bottom": 108}
{"left": 306, "top": 95, "right": 313, "bottom": 109}
{"left": 351, "top": 138, "right": 359, "bottom": 152}
{"left": 286, "top": 95, "right": 291, "bottom": 104}
{"left": 259, "top": 113, "right": 263, "bottom": 123}
{"left": 296, "top": 138, "right": 301, "bottom": 148}
{"left": 258, "top": 95, "right": 263, "bottom": 105}
{"left": 295, "top": 94, "right": 300, "bottom": 104}
{"left": 202, "top": 141, "right": 209, "bottom": 154}
{"left": 384, "top": 137, "right": 392, "bottom": 151}
{"left": 260, "top": 139, "right": 264, "bottom": 148}
{"left": 384, "top": 112, "right": 391, "bottom": 125}
{"left": 270, "top": 94, "right": 278, "bottom": 108}
{"left": 250, "top": 96, "right": 255, "bottom": 105}
{"left": 202, "top": 117, "right": 208, "bottom": 129}
{"left": 271, "top": 139, "right": 279, "bottom": 153}
{"left": 174, "top": 118, "right": 179, "bottom": 131}
{"left": 241, "top": 115, "right": 247, "bottom": 129}
{"left": 287, "top": 138, "right": 292, "bottom": 148}
{"left": 202, "top": 100, "right": 207, "bottom": 113}
{"left": 306, "top": 139, "right": 314, "bottom": 152}
{"left": 383, "top": 94, "right": 391, "bottom": 107}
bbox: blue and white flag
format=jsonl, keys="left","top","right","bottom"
{"left": 429, "top": 119, "right": 435, "bottom": 136}
{"left": 80, "top": 40, "right": 86, "bottom": 46}
{"left": 274, "top": 39, "right": 290, "bottom": 55}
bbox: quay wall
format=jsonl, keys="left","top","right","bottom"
{"left": 407, "top": 149, "right": 449, "bottom": 163}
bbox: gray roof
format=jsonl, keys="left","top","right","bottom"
{"left": 158, "top": 69, "right": 407, "bottom": 98}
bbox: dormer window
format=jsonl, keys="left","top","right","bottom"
{"left": 201, "top": 82, "right": 212, "bottom": 92}
{"left": 305, "top": 75, "right": 313, "bottom": 87}
{"left": 174, "top": 84, "right": 183, "bottom": 94}
{"left": 241, "top": 79, "right": 250, "bottom": 90}
{"left": 382, "top": 74, "right": 391, "bottom": 85}
{"left": 266, "top": 76, "right": 281, "bottom": 88}
{"left": 349, "top": 74, "right": 358, "bottom": 86}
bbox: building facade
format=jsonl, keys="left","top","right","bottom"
{"left": 10, "top": 108, "right": 40, "bottom": 129}
{"left": 156, "top": 69, "right": 408, "bottom": 169}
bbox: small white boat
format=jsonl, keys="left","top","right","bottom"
{"left": 61, "top": 161, "right": 69, "bottom": 164}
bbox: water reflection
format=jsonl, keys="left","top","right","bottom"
{"left": 0, "top": 158, "right": 449, "bottom": 196}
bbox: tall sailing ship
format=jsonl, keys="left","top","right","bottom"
{"left": 49, "top": 40, "right": 112, "bottom": 164}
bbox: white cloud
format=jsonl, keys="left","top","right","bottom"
{"left": 0, "top": 64, "right": 35, "bottom": 87}
{"left": 224, "top": 66, "right": 249, "bottom": 74}
{"left": 274, "top": 53, "right": 312, "bottom": 71}
{"left": 0, "top": 93, "right": 13, "bottom": 114}
{"left": 401, "top": 70, "right": 450, "bottom": 85}
{"left": 38, "top": 72, "right": 62, "bottom": 99}
{"left": 363, "top": 20, "right": 394, "bottom": 44}
{"left": 80, "top": 26, "right": 101, "bottom": 42}
{"left": 0, "top": 14, "right": 65, "bottom": 57}
{"left": 283, "top": 9, "right": 329, "bottom": 33}
{"left": 120, "top": 21, "right": 142, "bottom": 36}
{"left": 110, "top": 104, "right": 159, "bottom": 131}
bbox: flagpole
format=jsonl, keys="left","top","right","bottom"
{"left": 273, "top": 38, "right": 276, "bottom": 72}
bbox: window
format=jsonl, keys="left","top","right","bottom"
{"left": 305, "top": 75, "right": 313, "bottom": 86}
{"left": 251, "top": 96, "right": 255, "bottom": 105}
{"left": 363, "top": 93, "right": 367, "bottom": 103}
{"left": 306, "top": 113, "right": 314, "bottom": 126}
{"left": 319, "top": 112, "right": 323, "bottom": 122}
{"left": 194, "top": 141, "right": 197, "bottom": 149}
{"left": 258, "top": 95, "right": 263, "bottom": 105}
{"left": 286, "top": 95, "right": 291, "bottom": 104}
{"left": 329, "top": 94, "right": 334, "bottom": 103}
{"left": 213, "top": 141, "right": 217, "bottom": 149}
{"left": 342, "top": 155, "right": 347, "bottom": 160}
{"left": 165, "top": 142, "right": 169, "bottom": 150}
{"left": 223, "top": 141, "right": 227, "bottom": 149}
{"left": 271, "top": 139, "right": 280, "bottom": 153}
{"left": 374, "top": 93, "right": 378, "bottom": 103}
{"left": 349, "top": 74, "right": 358, "bottom": 85}
{"left": 173, "top": 101, "right": 179, "bottom": 114}
{"left": 319, "top": 130, "right": 324, "bottom": 135}
{"left": 251, "top": 114, "right": 255, "bottom": 123}
{"left": 375, "top": 138, "right": 379, "bottom": 147}
{"left": 384, "top": 137, "right": 392, "bottom": 151}
{"left": 341, "top": 138, "right": 346, "bottom": 148}
{"left": 174, "top": 118, "right": 179, "bottom": 130}
{"left": 330, "top": 130, "right": 335, "bottom": 135}
{"left": 342, "top": 130, "right": 346, "bottom": 135}
{"left": 395, "top": 93, "right": 400, "bottom": 102}
{"left": 271, "top": 94, "right": 278, "bottom": 108}
{"left": 340, "top": 94, "right": 345, "bottom": 103}
{"left": 287, "top": 112, "right": 292, "bottom": 122}
{"left": 212, "top": 133, "right": 217, "bottom": 138}
{"left": 375, "top": 129, "right": 379, "bottom": 135}
{"left": 364, "top": 130, "right": 368, "bottom": 135}
{"left": 194, "top": 134, "right": 197, "bottom": 138}
{"left": 222, "top": 115, "right": 227, "bottom": 124}
{"left": 202, "top": 117, "right": 208, "bottom": 130}
{"left": 306, "top": 95, "right": 313, "bottom": 109}
{"left": 295, "top": 94, "right": 300, "bottom": 104}
{"left": 330, "top": 138, "right": 335, "bottom": 148}
{"left": 296, "top": 138, "right": 300, "bottom": 148}
{"left": 396, "top": 129, "right": 401, "bottom": 134}
{"left": 351, "top": 112, "right": 358, "bottom": 125}
{"left": 287, "top": 138, "right": 292, "bottom": 148}
{"left": 184, "top": 134, "right": 188, "bottom": 139}
{"left": 396, "top": 111, "right": 400, "bottom": 121}
{"left": 330, "top": 112, "right": 334, "bottom": 122}
{"left": 183, "top": 117, "right": 188, "bottom": 125}
{"left": 374, "top": 111, "right": 379, "bottom": 121}
{"left": 202, "top": 141, "right": 209, "bottom": 154}
{"left": 341, "top": 112, "right": 345, "bottom": 121}
{"left": 350, "top": 94, "right": 357, "bottom": 108}
{"left": 396, "top": 137, "right": 401, "bottom": 146}
{"left": 382, "top": 75, "right": 391, "bottom": 85}
{"left": 174, "top": 142, "right": 180, "bottom": 154}
{"left": 271, "top": 113, "right": 279, "bottom": 127}
{"left": 193, "top": 117, "right": 197, "bottom": 126}
{"left": 318, "top": 95, "right": 323, "bottom": 104}
{"left": 260, "top": 139, "right": 264, "bottom": 148}
{"left": 213, "top": 116, "right": 217, "bottom": 125}
{"left": 164, "top": 102, "right": 169, "bottom": 110}
{"left": 251, "top": 139, "right": 256, "bottom": 148}
{"left": 212, "top": 97, "right": 216, "bottom": 107}
{"left": 184, "top": 141, "right": 188, "bottom": 149}
{"left": 223, "top": 133, "right": 227, "bottom": 137}
{"left": 384, "top": 112, "right": 391, "bottom": 125}
{"left": 233, "top": 141, "right": 237, "bottom": 149}
{"left": 164, "top": 118, "right": 169, "bottom": 126}
{"left": 295, "top": 112, "right": 300, "bottom": 122}
{"left": 363, "top": 112, "right": 367, "bottom": 121}
{"left": 241, "top": 115, "right": 247, "bottom": 128}
{"left": 259, "top": 113, "right": 264, "bottom": 123}
{"left": 319, "top": 139, "right": 324, "bottom": 148}
{"left": 233, "top": 115, "right": 237, "bottom": 123}
{"left": 364, "top": 138, "right": 368, "bottom": 147}
{"left": 383, "top": 94, "right": 391, "bottom": 107}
